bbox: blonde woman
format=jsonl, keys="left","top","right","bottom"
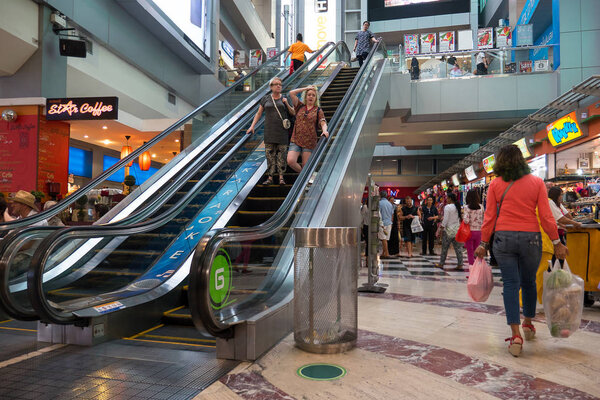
{"left": 286, "top": 86, "right": 328, "bottom": 172}
{"left": 248, "top": 77, "right": 295, "bottom": 185}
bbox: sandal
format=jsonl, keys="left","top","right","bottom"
{"left": 434, "top": 263, "right": 444, "bottom": 269}
{"left": 279, "top": 177, "right": 286, "bottom": 185}
{"left": 262, "top": 176, "right": 274, "bottom": 185}
{"left": 505, "top": 335, "right": 523, "bottom": 357}
{"left": 522, "top": 323, "right": 536, "bottom": 341}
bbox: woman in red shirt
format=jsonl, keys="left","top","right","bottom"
{"left": 475, "top": 145, "right": 568, "bottom": 357}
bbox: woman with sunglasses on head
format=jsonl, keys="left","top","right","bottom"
{"left": 248, "top": 77, "right": 295, "bottom": 185}
{"left": 286, "top": 86, "right": 328, "bottom": 173}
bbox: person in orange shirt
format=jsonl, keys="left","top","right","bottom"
{"left": 285, "top": 34, "right": 314, "bottom": 73}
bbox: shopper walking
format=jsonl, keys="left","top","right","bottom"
{"left": 286, "top": 86, "right": 328, "bottom": 172}
{"left": 353, "top": 21, "right": 378, "bottom": 67}
{"left": 247, "top": 77, "right": 295, "bottom": 185}
{"left": 435, "top": 192, "right": 464, "bottom": 270}
{"left": 388, "top": 198, "right": 400, "bottom": 257}
{"left": 378, "top": 191, "right": 394, "bottom": 259}
{"left": 463, "top": 189, "right": 484, "bottom": 268}
{"left": 474, "top": 145, "right": 567, "bottom": 357}
{"left": 285, "top": 34, "right": 314, "bottom": 73}
{"left": 399, "top": 196, "right": 420, "bottom": 258}
{"left": 421, "top": 196, "right": 439, "bottom": 255}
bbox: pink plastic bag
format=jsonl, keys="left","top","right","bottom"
{"left": 467, "top": 258, "right": 493, "bottom": 302}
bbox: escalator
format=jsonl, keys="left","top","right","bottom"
{"left": 14, "top": 41, "right": 353, "bottom": 340}
{"left": 0, "top": 43, "right": 336, "bottom": 321}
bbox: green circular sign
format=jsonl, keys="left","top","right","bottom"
{"left": 209, "top": 249, "right": 232, "bottom": 309}
{"left": 297, "top": 364, "right": 346, "bottom": 381}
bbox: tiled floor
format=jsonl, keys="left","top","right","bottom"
{"left": 198, "top": 250, "right": 600, "bottom": 400}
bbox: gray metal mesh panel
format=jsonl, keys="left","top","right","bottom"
{"left": 293, "top": 229, "right": 358, "bottom": 353}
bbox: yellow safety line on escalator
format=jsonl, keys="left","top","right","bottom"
{"left": 0, "top": 326, "right": 37, "bottom": 332}
{"left": 0, "top": 319, "right": 11, "bottom": 324}
{"left": 163, "top": 305, "right": 185, "bottom": 315}
{"left": 122, "top": 338, "right": 215, "bottom": 348}
{"left": 127, "top": 323, "right": 164, "bottom": 339}
{"left": 47, "top": 287, "right": 74, "bottom": 294}
{"left": 143, "top": 334, "right": 216, "bottom": 344}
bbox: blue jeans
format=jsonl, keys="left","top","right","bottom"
{"left": 493, "top": 231, "right": 542, "bottom": 325}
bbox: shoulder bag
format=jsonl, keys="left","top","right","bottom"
{"left": 271, "top": 95, "right": 291, "bottom": 130}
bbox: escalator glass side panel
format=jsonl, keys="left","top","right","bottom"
{"left": 193, "top": 42, "right": 388, "bottom": 332}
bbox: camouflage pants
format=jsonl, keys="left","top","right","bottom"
{"left": 265, "top": 143, "right": 288, "bottom": 177}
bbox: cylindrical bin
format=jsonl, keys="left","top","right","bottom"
{"left": 293, "top": 227, "right": 358, "bottom": 353}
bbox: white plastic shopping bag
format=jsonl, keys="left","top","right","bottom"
{"left": 467, "top": 258, "right": 493, "bottom": 302}
{"left": 411, "top": 217, "right": 423, "bottom": 233}
{"left": 542, "top": 259, "right": 584, "bottom": 338}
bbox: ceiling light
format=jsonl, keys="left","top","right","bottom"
{"left": 102, "top": 125, "right": 108, "bottom": 130}
{"left": 102, "top": 139, "right": 111, "bottom": 145}
{"left": 152, "top": 154, "right": 157, "bottom": 158}
{"left": 84, "top": 135, "right": 89, "bottom": 138}
{"left": 175, "top": 139, "right": 180, "bottom": 142}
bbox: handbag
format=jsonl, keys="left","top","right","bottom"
{"left": 271, "top": 95, "right": 291, "bottom": 130}
{"left": 411, "top": 217, "right": 423, "bottom": 233}
{"left": 455, "top": 221, "right": 471, "bottom": 243}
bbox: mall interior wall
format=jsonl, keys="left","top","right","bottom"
{"left": 559, "top": 0, "right": 600, "bottom": 95}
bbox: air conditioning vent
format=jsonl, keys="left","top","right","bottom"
{"left": 168, "top": 93, "right": 176, "bottom": 105}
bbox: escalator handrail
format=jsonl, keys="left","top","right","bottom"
{"left": 190, "top": 39, "right": 387, "bottom": 336}
{"left": 0, "top": 44, "right": 328, "bottom": 232}
{"left": 24, "top": 42, "right": 344, "bottom": 325}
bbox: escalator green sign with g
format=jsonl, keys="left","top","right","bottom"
{"left": 210, "top": 249, "right": 234, "bottom": 309}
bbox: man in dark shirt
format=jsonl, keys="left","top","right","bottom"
{"left": 421, "top": 196, "right": 439, "bottom": 255}
{"left": 353, "top": 21, "right": 378, "bottom": 67}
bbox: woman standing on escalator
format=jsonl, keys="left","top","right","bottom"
{"left": 248, "top": 77, "right": 296, "bottom": 185}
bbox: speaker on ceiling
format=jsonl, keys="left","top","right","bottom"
{"left": 59, "top": 38, "right": 87, "bottom": 58}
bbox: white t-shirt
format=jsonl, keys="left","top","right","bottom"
{"left": 548, "top": 200, "right": 568, "bottom": 223}
{"left": 442, "top": 204, "right": 460, "bottom": 230}
{"left": 476, "top": 52, "right": 486, "bottom": 65}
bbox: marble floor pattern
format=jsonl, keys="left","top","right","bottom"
{"left": 195, "top": 252, "right": 600, "bottom": 400}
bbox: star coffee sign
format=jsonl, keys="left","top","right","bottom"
{"left": 46, "top": 97, "right": 118, "bottom": 120}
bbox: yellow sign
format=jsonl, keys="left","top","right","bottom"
{"left": 483, "top": 154, "right": 495, "bottom": 173}
{"left": 513, "top": 138, "right": 531, "bottom": 158}
{"left": 547, "top": 111, "right": 582, "bottom": 146}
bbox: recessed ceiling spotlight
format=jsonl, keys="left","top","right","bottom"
{"left": 175, "top": 139, "right": 180, "bottom": 143}
{"left": 152, "top": 154, "right": 157, "bottom": 158}
{"left": 84, "top": 135, "right": 89, "bottom": 138}
{"left": 102, "top": 126, "right": 108, "bottom": 130}
{"left": 102, "top": 139, "right": 110, "bottom": 145}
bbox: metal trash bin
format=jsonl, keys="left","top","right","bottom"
{"left": 293, "top": 227, "right": 358, "bottom": 353}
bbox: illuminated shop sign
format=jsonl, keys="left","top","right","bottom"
{"left": 46, "top": 97, "right": 118, "bottom": 120}
{"left": 547, "top": 111, "right": 583, "bottom": 147}
{"left": 528, "top": 154, "right": 547, "bottom": 180}
{"left": 451, "top": 174, "right": 460, "bottom": 186}
{"left": 465, "top": 165, "right": 477, "bottom": 181}
{"left": 513, "top": 138, "right": 531, "bottom": 158}
{"left": 441, "top": 180, "right": 448, "bottom": 190}
{"left": 221, "top": 40, "right": 234, "bottom": 59}
{"left": 483, "top": 154, "right": 495, "bottom": 173}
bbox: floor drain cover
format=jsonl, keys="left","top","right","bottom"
{"left": 297, "top": 364, "right": 346, "bottom": 381}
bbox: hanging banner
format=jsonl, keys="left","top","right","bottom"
{"left": 465, "top": 165, "right": 477, "bottom": 181}
{"left": 546, "top": 111, "right": 583, "bottom": 147}
{"left": 439, "top": 31, "right": 455, "bottom": 52}
{"left": 404, "top": 34, "right": 419, "bottom": 55}
{"left": 46, "top": 97, "right": 118, "bottom": 121}
{"left": 249, "top": 49, "right": 262, "bottom": 67}
{"left": 483, "top": 154, "right": 495, "bottom": 173}
{"left": 420, "top": 33, "right": 436, "bottom": 53}
{"left": 233, "top": 50, "right": 246, "bottom": 68}
{"left": 495, "top": 27, "right": 512, "bottom": 48}
{"left": 266, "top": 47, "right": 278, "bottom": 59}
{"left": 513, "top": 138, "right": 531, "bottom": 158}
{"left": 477, "top": 28, "right": 494, "bottom": 49}
{"left": 451, "top": 174, "right": 460, "bottom": 186}
{"left": 304, "top": 0, "right": 336, "bottom": 53}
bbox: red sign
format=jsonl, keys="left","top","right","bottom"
{"left": 0, "top": 113, "right": 39, "bottom": 193}
{"left": 37, "top": 118, "right": 70, "bottom": 197}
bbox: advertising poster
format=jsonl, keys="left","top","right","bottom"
{"left": 266, "top": 47, "right": 278, "bottom": 59}
{"left": 457, "top": 30, "right": 473, "bottom": 50}
{"left": 483, "top": 154, "right": 495, "bottom": 173}
{"left": 451, "top": 174, "right": 460, "bottom": 186}
{"left": 534, "top": 59, "right": 549, "bottom": 71}
{"left": 420, "top": 33, "right": 436, "bottom": 53}
{"left": 439, "top": 31, "right": 455, "bottom": 52}
{"left": 404, "top": 34, "right": 419, "bottom": 55}
{"left": 37, "top": 118, "right": 69, "bottom": 197}
{"left": 516, "top": 24, "right": 533, "bottom": 46}
{"left": 249, "top": 49, "right": 262, "bottom": 67}
{"left": 233, "top": 50, "right": 246, "bottom": 68}
{"left": 519, "top": 60, "right": 533, "bottom": 73}
{"left": 546, "top": 111, "right": 583, "bottom": 146}
{"left": 304, "top": 0, "right": 336, "bottom": 52}
{"left": 495, "top": 27, "right": 512, "bottom": 47}
{"left": 0, "top": 110, "right": 39, "bottom": 193}
{"left": 528, "top": 155, "right": 547, "bottom": 179}
{"left": 465, "top": 165, "right": 477, "bottom": 181}
{"left": 477, "top": 28, "right": 494, "bottom": 49}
